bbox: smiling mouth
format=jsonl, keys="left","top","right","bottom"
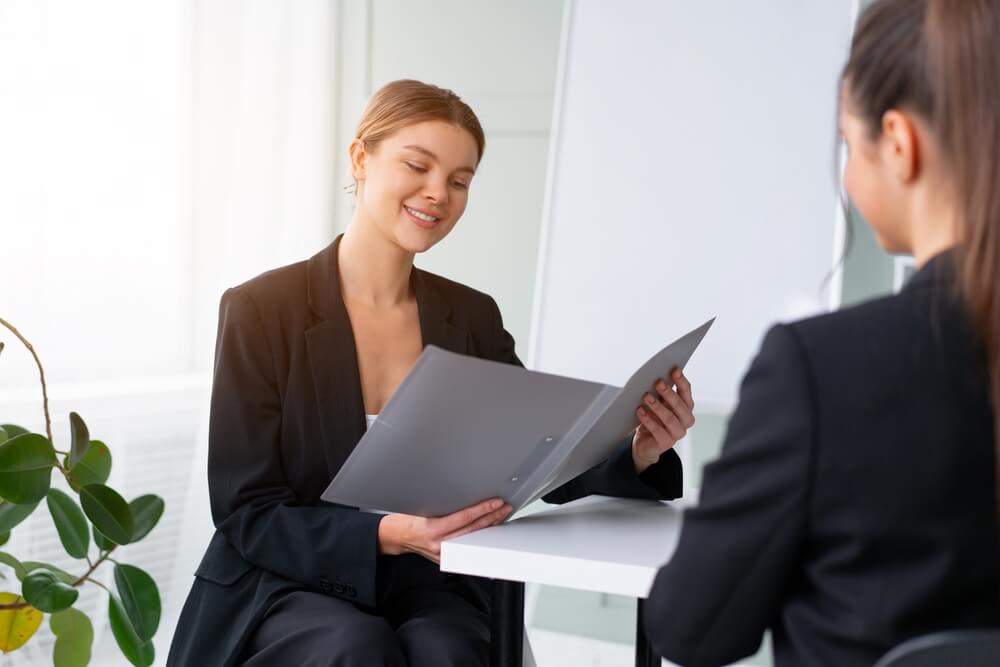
{"left": 404, "top": 205, "right": 441, "bottom": 226}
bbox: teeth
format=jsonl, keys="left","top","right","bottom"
{"left": 406, "top": 206, "right": 438, "bottom": 223}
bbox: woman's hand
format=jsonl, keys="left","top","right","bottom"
{"left": 377, "top": 497, "right": 512, "bottom": 564}
{"left": 631, "top": 368, "right": 695, "bottom": 474}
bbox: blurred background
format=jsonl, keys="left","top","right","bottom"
{"left": 0, "top": 0, "right": 908, "bottom": 665}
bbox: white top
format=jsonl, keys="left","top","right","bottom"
{"left": 366, "top": 414, "right": 377, "bottom": 429}
{"left": 440, "top": 495, "right": 687, "bottom": 598}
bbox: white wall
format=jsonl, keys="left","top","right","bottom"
{"left": 0, "top": 0, "right": 194, "bottom": 386}
{"left": 532, "top": 0, "right": 853, "bottom": 410}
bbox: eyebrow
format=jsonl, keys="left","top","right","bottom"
{"left": 402, "top": 144, "right": 476, "bottom": 175}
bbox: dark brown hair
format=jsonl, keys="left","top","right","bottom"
{"left": 843, "top": 0, "right": 1000, "bottom": 498}
{"left": 354, "top": 79, "right": 486, "bottom": 164}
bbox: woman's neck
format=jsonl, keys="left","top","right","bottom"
{"left": 908, "top": 185, "right": 959, "bottom": 267}
{"left": 338, "top": 218, "right": 415, "bottom": 308}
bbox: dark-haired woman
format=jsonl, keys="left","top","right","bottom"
{"left": 167, "top": 79, "right": 695, "bottom": 667}
{"left": 643, "top": 1, "right": 1000, "bottom": 665}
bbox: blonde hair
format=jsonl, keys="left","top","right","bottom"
{"left": 354, "top": 79, "right": 486, "bottom": 163}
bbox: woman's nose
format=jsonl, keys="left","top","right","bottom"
{"left": 423, "top": 179, "right": 448, "bottom": 205}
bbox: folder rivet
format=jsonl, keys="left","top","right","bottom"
{"left": 511, "top": 476, "right": 519, "bottom": 482}
{"left": 544, "top": 436, "right": 554, "bottom": 442}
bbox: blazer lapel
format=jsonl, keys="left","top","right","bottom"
{"left": 412, "top": 268, "right": 470, "bottom": 355}
{"left": 304, "top": 236, "right": 366, "bottom": 477}
{"left": 304, "top": 235, "right": 471, "bottom": 478}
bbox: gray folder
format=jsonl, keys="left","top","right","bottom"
{"left": 321, "top": 318, "right": 714, "bottom": 517}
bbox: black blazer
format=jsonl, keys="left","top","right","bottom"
{"left": 168, "top": 236, "right": 681, "bottom": 666}
{"left": 644, "top": 252, "right": 1000, "bottom": 667}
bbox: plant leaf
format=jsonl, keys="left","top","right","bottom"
{"left": 108, "top": 594, "right": 154, "bottom": 667}
{"left": 67, "top": 413, "right": 90, "bottom": 470}
{"left": 127, "top": 496, "right": 164, "bottom": 544}
{"left": 0, "top": 592, "right": 43, "bottom": 652}
{"left": 66, "top": 441, "right": 111, "bottom": 490}
{"left": 51, "top": 607, "right": 93, "bottom": 667}
{"left": 22, "top": 562, "right": 75, "bottom": 585}
{"left": 92, "top": 526, "right": 115, "bottom": 552}
{"left": 0, "top": 499, "right": 40, "bottom": 534}
{"left": 46, "top": 490, "right": 89, "bottom": 559}
{"left": 0, "top": 533, "right": 7, "bottom": 548}
{"left": 0, "top": 425, "right": 29, "bottom": 439}
{"left": 113, "top": 565, "right": 160, "bottom": 642}
{"left": 0, "top": 433, "right": 55, "bottom": 504}
{"left": 79, "top": 485, "right": 133, "bottom": 545}
{"left": 22, "top": 570, "right": 78, "bottom": 613}
{"left": 0, "top": 553, "right": 25, "bottom": 580}
{"left": 0, "top": 428, "right": 6, "bottom": 446}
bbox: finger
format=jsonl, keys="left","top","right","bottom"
{"left": 443, "top": 505, "right": 512, "bottom": 541}
{"left": 655, "top": 380, "right": 696, "bottom": 429}
{"left": 436, "top": 497, "right": 505, "bottom": 534}
{"left": 455, "top": 504, "right": 511, "bottom": 534}
{"left": 418, "top": 546, "right": 441, "bottom": 565}
{"left": 642, "top": 392, "right": 686, "bottom": 441}
{"left": 637, "top": 405, "right": 675, "bottom": 447}
{"left": 637, "top": 407, "right": 683, "bottom": 457}
{"left": 671, "top": 368, "right": 694, "bottom": 410}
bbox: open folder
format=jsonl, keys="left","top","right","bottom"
{"left": 321, "top": 318, "right": 714, "bottom": 517}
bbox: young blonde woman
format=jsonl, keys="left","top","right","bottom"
{"left": 644, "top": 1, "right": 1000, "bottom": 665}
{"left": 168, "top": 80, "right": 696, "bottom": 666}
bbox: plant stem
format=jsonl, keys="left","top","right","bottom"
{"left": 0, "top": 605, "right": 29, "bottom": 610}
{"left": 0, "top": 544, "right": 120, "bottom": 610}
{"left": 72, "top": 548, "right": 114, "bottom": 587}
{"left": 84, "top": 577, "right": 113, "bottom": 595}
{"left": 0, "top": 598, "right": 29, "bottom": 611}
{"left": 0, "top": 318, "right": 53, "bottom": 446}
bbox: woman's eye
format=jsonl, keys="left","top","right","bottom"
{"left": 451, "top": 181, "right": 469, "bottom": 190}
{"left": 405, "top": 162, "right": 428, "bottom": 173}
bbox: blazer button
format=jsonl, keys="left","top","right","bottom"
{"left": 345, "top": 585, "right": 357, "bottom": 598}
{"left": 319, "top": 579, "right": 333, "bottom": 592}
{"left": 333, "top": 582, "right": 345, "bottom": 595}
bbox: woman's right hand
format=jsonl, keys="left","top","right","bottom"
{"left": 377, "top": 497, "right": 512, "bottom": 564}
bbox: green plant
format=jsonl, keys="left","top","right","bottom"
{"left": 0, "top": 318, "right": 165, "bottom": 666}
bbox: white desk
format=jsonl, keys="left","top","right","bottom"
{"left": 441, "top": 496, "right": 687, "bottom": 667}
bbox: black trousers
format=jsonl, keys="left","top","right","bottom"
{"left": 239, "top": 586, "right": 490, "bottom": 667}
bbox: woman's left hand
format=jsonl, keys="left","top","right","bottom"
{"left": 631, "top": 368, "right": 695, "bottom": 474}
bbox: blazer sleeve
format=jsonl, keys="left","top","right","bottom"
{"left": 480, "top": 296, "right": 682, "bottom": 503}
{"left": 643, "top": 324, "right": 814, "bottom": 667}
{"left": 207, "top": 287, "right": 383, "bottom": 606}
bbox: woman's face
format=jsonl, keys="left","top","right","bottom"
{"left": 839, "top": 91, "right": 911, "bottom": 254}
{"left": 353, "top": 120, "right": 479, "bottom": 254}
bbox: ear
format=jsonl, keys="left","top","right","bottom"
{"left": 880, "top": 110, "right": 921, "bottom": 184}
{"left": 348, "top": 138, "right": 367, "bottom": 181}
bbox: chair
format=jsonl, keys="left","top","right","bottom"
{"left": 873, "top": 630, "right": 1000, "bottom": 667}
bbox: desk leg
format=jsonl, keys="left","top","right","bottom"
{"left": 490, "top": 579, "right": 524, "bottom": 667}
{"left": 635, "top": 599, "right": 660, "bottom": 667}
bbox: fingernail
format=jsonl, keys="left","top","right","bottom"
{"left": 645, "top": 394, "right": 655, "bottom": 404}
{"left": 656, "top": 380, "right": 667, "bottom": 391}
{"left": 637, "top": 407, "right": 647, "bottom": 417}
{"left": 492, "top": 499, "right": 502, "bottom": 510}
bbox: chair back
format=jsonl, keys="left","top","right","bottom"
{"left": 873, "top": 630, "right": 1000, "bottom": 667}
